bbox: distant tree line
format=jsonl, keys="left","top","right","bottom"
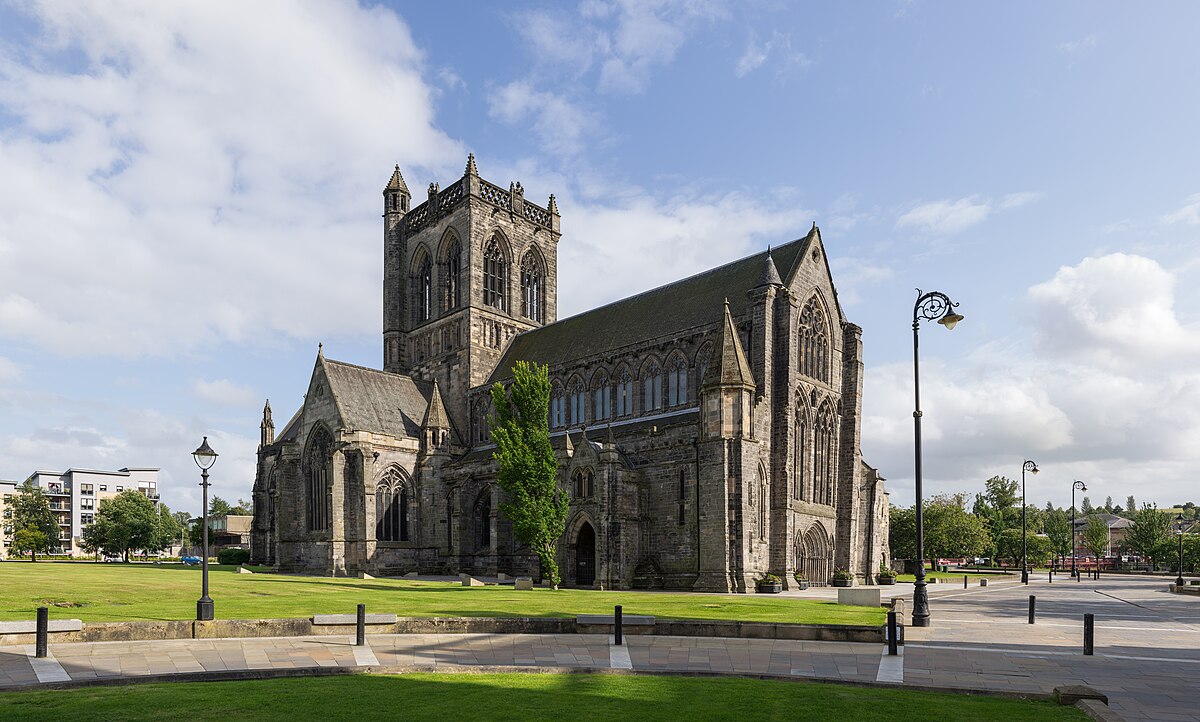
{"left": 890, "top": 476, "right": 1198, "bottom": 572}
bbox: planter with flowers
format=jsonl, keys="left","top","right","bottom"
{"left": 756, "top": 572, "right": 783, "bottom": 594}
{"left": 831, "top": 568, "right": 854, "bottom": 587}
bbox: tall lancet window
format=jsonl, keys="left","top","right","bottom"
{"left": 444, "top": 238, "right": 462, "bottom": 310}
{"left": 417, "top": 256, "right": 432, "bottom": 322}
{"left": 375, "top": 467, "right": 414, "bottom": 542}
{"left": 520, "top": 252, "right": 543, "bottom": 322}
{"left": 483, "top": 238, "right": 507, "bottom": 310}
{"left": 304, "top": 426, "right": 333, "bottom": 532}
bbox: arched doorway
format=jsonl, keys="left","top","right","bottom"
{"left": 575, "top": 522, "right": 596, "bottom": 586}
{"left": 797, "top": 524, "right": 832, "bottom": 586}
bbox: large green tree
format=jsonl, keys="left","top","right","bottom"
{"left": 208, "top": 496, "right": 233, "bottom": 517}
{"left": 152, "top": 504, "right": 183, "bottom": 553}
{"left": 890, "top": 494, "right": 991, "bottom": 565}
{"left": 490, "top": 361, "right": 568, "bottom": 588}
{"left": 1043, "top": 508, "right": 1073, "bottom": 565}
{"left": 1081, "top": 515, "right": 1110, "bottom": 559}
{"left": 1124, "top": 503, "right": 1173, "bottom": 565}
{"left": 10, "top": 481, "right": 59, "bottom": 561}
{"left": 83, "top": 490, "right": 159, "bottom": 561}
{"left": 996, "top": 528, "right": 1054, "bottom": 567}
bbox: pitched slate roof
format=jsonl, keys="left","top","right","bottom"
{"left": 322, "top": 358, "right": 438, "bottom": 440}
{"left": 489, "top": 229, "right": 817, "bottom": 382}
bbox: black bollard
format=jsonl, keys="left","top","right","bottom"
{"left": 1049, "top": 567, "right": 1053, "bottom": 584}
{"left": 963, "top": 575, "right": 968, "bottom": 589}
{"left": 1028, "top": 595, "right": 1036, "bottom": 624}
{"left": 1083, "top": 613, "right": 1094, "bottom": 655}
{"left": 356, "top": 603, "right": 365, "bottom": 647}
{"left": 35, "top": 606, "right": 48, "bottom": 658}
{"left": 614, "top": 605, "right": 623, "bottom": 646}
{"left": 887, "top": 611, "right": 898, "bottom": 656}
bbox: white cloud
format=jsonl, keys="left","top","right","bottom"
{"left": 1028, "top": 253, "right": 1200, "bottom": 370}
{"left": 1161, "top": 193, "right": 1200, "bottom": 226}
{"left": 896, "top": 191, "right": 1042, "bottom": 235}
{"left": 193, "top": 379, "right": 259, "bottom": 408}
{"left": 0, "top": 357, "right": 21, "bottom": 382}
{"left": 487, "top": 81, "right": 596, "bottom": 156}
{"left": 1058, "top": 35, "right": 1098, "bottom": 56}
{"left": 735, "top": 32, "right": 811, "bottom": 79}
{"left": 557, "top": 189, "right": 813, "bottom": 317}
{"left": 0, "top": 2, "right": 462, "bottom": 358}
{"left": 896, "top": 196, "right": 991, "bottom": 234}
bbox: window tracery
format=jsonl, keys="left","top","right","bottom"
{"left": 799, "top": 297, "right": 830, "bottom": 383}
{"left": 483, "top": 238, "right": 507, "bottom": 310}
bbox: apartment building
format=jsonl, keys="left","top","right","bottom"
{"left": 0, "top": 479, "right": 18, "bottom": 556}
{"left": 24, "top": 468, "right": 160, "bottom": 556}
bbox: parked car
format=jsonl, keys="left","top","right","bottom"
{"left": 102, "top": 555, "right": 123, "bottom": 563}
{"left": 181, "top": 555, "right": 202, "bottom": 566}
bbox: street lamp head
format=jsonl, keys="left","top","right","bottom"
{"left": 938, "top": 310, "right": 964, "bottom": 330}
{"left": 1024, "top": 460, "right": 1039, "bottom": 475}
{"left": 1073, "top": 479, "right": 1087, "bottom": 492}
{"left": 192, "top": 436, "right": 219, "bottom": 471}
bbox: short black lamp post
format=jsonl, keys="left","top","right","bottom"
{"left": 910, "top": 289, "right": 964, "bottom": 628}
{"left": 193, "top": 436, "right": 218, "bottom": 621}
{"left": 1021, "top": 460, "right": 1039, "bottom": 584}
{"left": 1177, "top": 513, "right": 1186, "bottom": 588}
{"left": 1071, "top": 480, "right": 1086, "bottom": 580}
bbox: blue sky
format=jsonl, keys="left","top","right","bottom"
{"left": 0, "top": 1, "right": 1197, "bottom": 517}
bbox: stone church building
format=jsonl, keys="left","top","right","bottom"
{"left": 250, "top": 156, "right": 889, "bottom": 591}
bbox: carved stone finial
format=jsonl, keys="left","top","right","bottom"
{"left": 548, "top": 193, "right": 559, "bottom": 215}
{"left": 318, "top": 342, "right": 324, "bottom": 357}
{"left": 465, "top": 153, "right": 478, "bottom": 177}
{"left": 428, "top": 182, "right": 439, "bottom": 200}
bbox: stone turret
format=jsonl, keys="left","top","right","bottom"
{"left": 701, "top": 300, "right": 756, "bottom": 439}
{"left": 260, "top": 399, "right": 275, "bottom": 449}
{"left": 421, "top": 380, "right": 451, "bottom": 454}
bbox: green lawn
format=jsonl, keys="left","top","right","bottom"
{"left": 0, "top": 562, "right": 883, "bottom": 625}
{"left": 0, "top": 674, "right": 1083, "bottom": 721}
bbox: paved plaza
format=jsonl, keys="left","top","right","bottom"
{"left": 0, "top": 574, "right": 1196, "bottom": 720}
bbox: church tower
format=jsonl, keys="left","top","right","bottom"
{"left": 382, "top": 155, "right": 560, "bottom": 433}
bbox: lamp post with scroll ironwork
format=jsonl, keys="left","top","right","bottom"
{"left": 1021, "top": 459, "right": 1039, "bottom": 584}
{"left": 911, "top": 289, "right": 964, "bottom": 628}
{"left": 1071, "top": 480, "right": 1087, "bottom": 580}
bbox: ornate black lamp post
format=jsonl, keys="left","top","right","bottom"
{"left": 193, "top": 437, "right": 218, "bottom": 621}
{"left": 1177, "top": 513, "right": 1186, "bottom": 588}
{"left": 911, "top": 289, "right": 964, "bottom": 628}
{"left": 1021, "top": 460, "right": 1039, "bottom": 584}
{"left": 1071, "top": 480, "right": 1086, "bottom": 581}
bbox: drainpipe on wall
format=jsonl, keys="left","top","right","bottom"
{"left": 693, "top": 437, "right": 701, "bottom": 576}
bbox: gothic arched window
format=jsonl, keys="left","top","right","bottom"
{"left": 799, "top": 297, "right": 830, "bottom": 383}
{"left": 667, "top": 355, "right": 689, "bottom": 406}
{"left": 795, "top": 410, "right": 808, "bottom": 500}
{"left": 483, "top": 238, "right": 507, "bottom": 310}
{"left": 376, "top": 467, "right": 414, "bottom": 542}
{"left": 444, "top": 237, "right": 462, "bottom": 310}
{"left": 593, "top": 372, "right": 610, "bottom": 421}
{"left": 415, "top": 256, "right": 432, "bottom": 323}
{"left": 474, "top": 489, "right": 492, "bottom": 551}
{"left": 814, "top": 401, "right": 837, "bottom": 506}
{"left": 643, "top": 363, "right": 663, "bottom": 412}
{"left": 568, "top": 379, "right": 586, "bottom": 426}
{"left": 549, "top": 382, "right": 565, "bottom": 427}
{"left": 304, "top": 426, "right": 333, "bottom": 532}
{"left": 520, "top": 251, "right": 544, "bottom": 322}
{"left": 615, "top": 369, "right": 634, "bottom": 417}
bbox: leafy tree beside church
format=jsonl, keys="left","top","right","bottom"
{"left": 490, "top": 361, "right": 568, "bottom": 588}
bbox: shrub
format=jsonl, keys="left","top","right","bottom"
{"left": 757, "top": 573, "right": 782, "bottom": 585}
{"left": 217, "top": 547, "right": 251, "bottom": 565}
{"left": 832, "top": 568, "right": 854, "bottom": 581}
{"left": 793, "top": 571, "right": 807, "bottom": 583}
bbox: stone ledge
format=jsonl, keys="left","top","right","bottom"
{"left": 1075, "top": 699, "right": 1122, "bottom": 721}
{"left": 312, "top": 614, "right": 398, "bottom": 626}
{"left": 0, "top": 619, "right": 82, "bottom": 634}
{"left": 575, "top": 614, "right": 655, "bottom": 626}
{"left": 1054, "top": 685, "right": 1108, "bottom": 706}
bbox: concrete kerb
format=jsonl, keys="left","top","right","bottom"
{"left": 0, "top": 616, "right": 888, "bottom": 646}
